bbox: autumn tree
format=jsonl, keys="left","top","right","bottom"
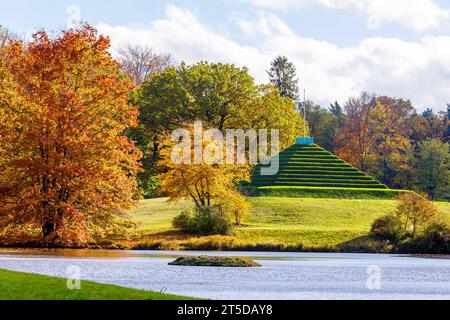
{"left": 138, "top": 62, "right": 304, "bottom": 153}
{"left": 316, "top": 112, "right": 345, "bottom": 152}
{"left": 135, "top": 62, "right": 305, "bottom": 197}
{"left": 159, "top": 127, "right": 250, "bottom": 226}
{"left": 335, "top": 93, "right": 375, "bottom": 171}
{"left": 367, "top": 97, "right": 414, "bottom": 187}
{"left": 134, "top": 62, "right": 255, "bottom": 197}
{"left": 394, "top": 193, "right": 438, "bottom": 239}
{"left": 410, "top": 109, "right": 446, "bottom": 144}
{"left": 267, "top": 56, "right": 300, "bottom": 101}
{"left": 0, "top": 26, "right": 141, "bottom": 242}
{"left": 118, "top": 45, "right": 172, "bottom": 86}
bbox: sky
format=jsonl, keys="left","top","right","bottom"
{"left": 1, "top": 0, "right": 450, "bottom": 111}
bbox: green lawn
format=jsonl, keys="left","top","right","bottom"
{"left": 0, "top": 269, "right": 192, "bottom": 300}
{"left": 127, "top": 197, "right": 450, "bottom": 249}
{"left": 129, "top": 198, "right": 194, "bottom": 234}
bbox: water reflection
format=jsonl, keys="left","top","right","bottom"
{"left": 0, "top": 248, "right": 134, "bottom": 259}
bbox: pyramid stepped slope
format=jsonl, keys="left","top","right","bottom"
{"left": 251, "top": 144, "right": 388, "bottom": 189}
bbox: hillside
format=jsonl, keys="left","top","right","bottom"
{"left": 126, "top": 197, "right": 450, "bottom": 251}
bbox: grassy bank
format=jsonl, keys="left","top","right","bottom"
{"left": 126, "top": 197, "right": 450, "bottom": 251}
{"left": 245, "top": 186, "right": 410, "bottom": 200}
{"left": 0, "top": 269, "right": 192, "bottom": 300}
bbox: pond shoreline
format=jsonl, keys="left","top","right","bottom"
{"left": 1, "top": 242, "right": 450, "bottom": 256}
{"left": 1, "top": 247, "right": 450, "bottom": 261}
{"left": 1, "top": 249, "right": 450, "bottom": 300}
{"left": 1, "top": 237, "right": 449, "bottom": 256}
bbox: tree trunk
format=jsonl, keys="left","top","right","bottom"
{"left": 42, "top": 208, "right": 63, "bottom": 240}
{"left": 42, "top": 221, "right": 56, "bottom": 239}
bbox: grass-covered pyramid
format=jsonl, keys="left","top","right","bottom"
{"left": 249, "top": 142, "right": 407, "bottom": 199}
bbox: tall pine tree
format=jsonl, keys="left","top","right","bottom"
{"left": 329, "top": 101, "right": 343, "bottom": 116}
{"left": 267, "top": 56, "right": 299, "bottom": 101}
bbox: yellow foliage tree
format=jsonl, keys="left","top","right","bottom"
{"left": 395, "top": 193, "right": 438, "bottom": 238}
{"left": 158, "top": 126, "right": 250, "bottom": 225}
{"left": 242, "top": 85, "right": 309, "bottom": 150}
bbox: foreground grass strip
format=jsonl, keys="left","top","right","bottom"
{"left": 169, "top": 256, "right": 261, "bottom": 267}
{"left": 0, "top": 269, "right": 193, "bottom": 300}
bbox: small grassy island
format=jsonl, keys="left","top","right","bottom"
{"left": 169, "top": 256, "right": 261, "bottom": 268}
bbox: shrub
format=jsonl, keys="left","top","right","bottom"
{"left": 370, "top": 194, "right": 449, "bottom": 253}
{"left": 394, "top": 193, "right": 438, "bottom": 238}
{"left": 172, "top": 211, "right": 192, "bottom": 230}
{"left": 408, "top": 222, "right": 450, "bottom": 254}
{"left": 192, "top": 206, "right": 232, "bottom": 236}
{"left": 218, "top": 192, "right": 250, "bottom": 226}
{"left": 172, "top": 206, "right": 232, "bottom": 236}
{"left": 370, "top": 215, "right": 404, "bottom": 243}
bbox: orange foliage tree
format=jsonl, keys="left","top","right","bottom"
{"left": 0, "top": 26, "right": 141, "bottom": 242}
{"left": 335, "top": 93, "right": 374, "bottom": 171}
{"left": 335, "top": 94, "right": 414, "bottom": 187}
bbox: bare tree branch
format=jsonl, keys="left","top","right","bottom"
{"left": 118, "top": 45, "right": 173, "bottom": 86}
{"left": 0, "top": 25, "right": 16, "bottom": 51}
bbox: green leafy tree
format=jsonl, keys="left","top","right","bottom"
{"left": 250, "top": 85, "right": 308, "bottom": 150}
{"left": 294, "top": 101, "right": 344, "bottom": 152}
{"left": 131, "top": 67, "right": 192, "bottom": 198}
{"left": 317, "top": 113, "right": 344, "bottom": 152}
{"left": 135, "top": 62, "right": 304, "bottom": 197}
{"left": 413, "top": 139, "right": 449, "bottom": 200}
{"left": 422, "top": 108, "right": 434, "bottom": 120}
{"left": 267, "top": 56, "right": 299, "bottom": 101}
{"left": 179, "top": 62, "right": 257, "bottom": 131}
{"left": 329, "top": 101, "right": 343, "bottom": 116}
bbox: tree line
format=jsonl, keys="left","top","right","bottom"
{"left": 0, "top": 24, "right": 448, "bottom": 244}
{"left": 0, "top": 25, "right": 306, "bottom": 242}
{"left": 263, "top": 50, "right": 449, "bottom": 201}
{"left": 304, "top": 94, "right": 449, "bottom": 200}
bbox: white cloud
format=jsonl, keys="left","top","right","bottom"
{"left": 237, "top": 0, "right": 450, "bottom": 31}
{"left": 97, "top": 5, "right": 450, "bottom": 111}
{"left": 231, "top": 11, "right": 294, "bottom": 37}
{"left": 98, "top": 5, "right": 266, "bottom": 70}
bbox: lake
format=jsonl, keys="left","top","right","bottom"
{"left": 0, "top": 249, "right": 449, "bottom": 300}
